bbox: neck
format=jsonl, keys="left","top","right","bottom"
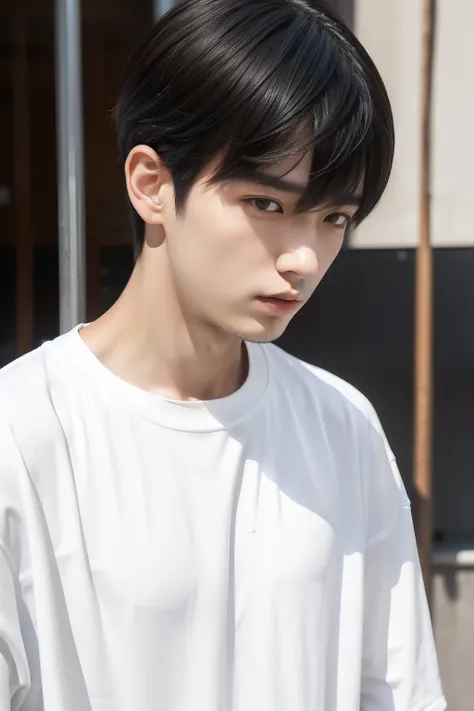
{"left": 81, "top": 250, "right": 247, "bottom": 402}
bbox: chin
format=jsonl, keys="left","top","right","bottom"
{"left": 230, "top": 316, "right": 290, "bottom": 344}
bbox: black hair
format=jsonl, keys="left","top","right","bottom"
{"left": 114, "top": 0, "right": 394, "bottom": 257}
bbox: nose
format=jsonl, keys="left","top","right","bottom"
{"left": 275, "top": 245, "right": 319, "bottom": 280}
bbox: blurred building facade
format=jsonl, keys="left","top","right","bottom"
{"left": 0, "top": 0, "right": 473, "bottom": 706}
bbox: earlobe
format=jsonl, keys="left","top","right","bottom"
{"left": 125, "top": 145, "right": 167, "bottom": 225}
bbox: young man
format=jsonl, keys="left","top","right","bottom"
{"left": 0, "top": 1, "right": 446, "bottom": 709}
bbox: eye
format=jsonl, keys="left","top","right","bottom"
{"left": 324, "top": 212, "right": 352, "bottom": 229}
{"left": 248, "top": 198, "right": 283, "bottom": 214}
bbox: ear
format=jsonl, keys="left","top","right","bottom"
{"left": 124, "top": 145, "right": 172, "bottom": 226}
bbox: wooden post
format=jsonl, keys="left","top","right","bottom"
{"left": 413, "top": 0, "right": 436, "bottom": 605}
{"left": 13, "top": 3, "right": 34, "bottom": 356}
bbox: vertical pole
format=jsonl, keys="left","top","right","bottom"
{"left": 414, "top": 0, "right": 436, "bottom": 605}
{"left": 55, "top": 0, "right": 86, "bottom": 333}
{"left": 13, "top": 3, "right": 34, "bottom": 355}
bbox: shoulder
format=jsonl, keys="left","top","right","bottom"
{"left": 262, "top": 342, "right": 379, "bottom": 429}
{"left": 0, "top": 343, "right": 55, "bottom": 482}
{"left": 261, "top": 344, "right": 409, "bottom": 538}
{"left": 0, "top": 329, "right": 80, "bottom": 423}
{"left": 0, "top": 342, "right": 51, "bottom": 395}
{"left": 0, "top": 333, "right": 76, "bottom": 475}
{"left": 0, "top": 342, "right": 57, "bottom": 432}
{"left": 0, "top": 335, "right": 77, "bottom": 547}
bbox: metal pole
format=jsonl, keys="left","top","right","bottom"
{"left": 55, "top": 0, "right": 86, "bottom": 333}
{"left": 414, "top": 0, "right": 436, "bottom": 605}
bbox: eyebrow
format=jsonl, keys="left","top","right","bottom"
{"left": 248, "top": 172, "right": 362, "bottom": 207}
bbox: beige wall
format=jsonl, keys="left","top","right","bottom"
{"left": 430, "top": 0, "right": 474, "bottom": 247}
{"left": 353, "top": 0, "right": 422, "bottom": 248}
{"left": 352, "top": 0, "right": 474, "bottom": 248}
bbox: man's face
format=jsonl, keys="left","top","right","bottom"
{"left": 155, "top": 152, "right": 357, "bottom": 343}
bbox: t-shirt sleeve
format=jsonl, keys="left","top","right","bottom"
{"left": 0, "top": 542, "right": 30, "bottom": 710}
{"left": 361, "top": 417, "right": 446, "bottom": 711}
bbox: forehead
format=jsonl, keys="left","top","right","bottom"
{"left": 263, "top": 152, "right": 312, "bottom": 183}
{"left": 196, "top": 150, "right": 313, "bottom": 195}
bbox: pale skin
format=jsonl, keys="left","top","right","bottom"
{"left": 81, "top": 147, "right": 359, "bottom": 401}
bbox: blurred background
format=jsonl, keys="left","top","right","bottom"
{"left": 0, "top": 0, "right": 472, "bottom": 706}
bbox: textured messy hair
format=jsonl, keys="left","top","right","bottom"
{"left": 115, "top": 0, "right": 394, "bottom": 257}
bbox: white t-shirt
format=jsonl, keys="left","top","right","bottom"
{"left": 0, "top": 327, "right": 445, "bottom": 711}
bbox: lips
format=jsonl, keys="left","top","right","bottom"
{"left": 264, "top": 292, "right": 302, "bottom": 302}
{"left": 257, "top": 296, "right": 302, "bottom": 313}
{"left": 272, "top": 295, "right": 302, "bottom": 302}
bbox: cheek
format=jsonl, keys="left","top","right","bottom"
{"left": 166, "top": 209, "right": 267, "bottom": 301}
{"left": 171, "top": 200, "right": 267, "bottom": 271}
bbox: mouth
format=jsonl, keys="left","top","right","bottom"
{"left": 256, "top": 295, "right": 303, "bottom": 314}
